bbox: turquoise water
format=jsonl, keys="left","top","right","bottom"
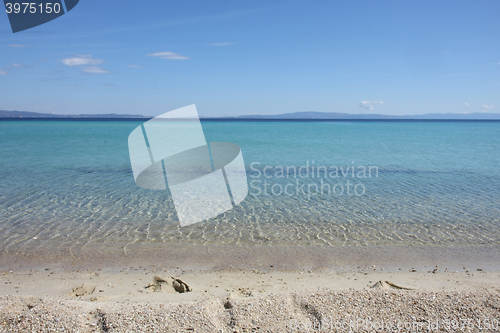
{"left": 1, "top": 120, "right": 500, "bottom": 255}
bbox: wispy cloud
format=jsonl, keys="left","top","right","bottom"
{"left": 60, "top": 55, "right": 110, "bottom": 74}
{"left": 209, "top": 42, "right": 235, "bottom": 46}
{"left": 39, "top": 71, "right": 84, "bottom": 85}
{"left": 465, "top": 103, "right": 470, "bottom": 107}
{"left": 81, "top": 66, "right": 111, "bottom": 74}
{"left": 95, "top": 82, "right": 116, "bottom": 87}
{"left": 359, "top": 100, "right": 384, "bottom": 110}
{"left": 127, "top": 64, "right": 143, "bottom": 68}
{"left": 61, "top": 55, "right": 103, "bottom": 67}
{"left": 445, "top": 73, "right": 473, "bottom": 77}
{"left": 147, "top": 51, "right": 189, "bottom": 60}
{"left": 0, "top": 63, "right": 28, "bottom": 75}
{"left": 70, "top": 10, "right": 256, "bottom": 37}
{"left": 481, "top": 104, "right": 495, "bottom": 112}
{"left": 8, "top": 44, "right": 29, "bottom": 48}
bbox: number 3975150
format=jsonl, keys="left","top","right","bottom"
{"left": 5, "top": 3, "right": 61, "bottom": 14}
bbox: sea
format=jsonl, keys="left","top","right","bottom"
{"left": 0, "top": 120, "right": 499, "bottom": 267}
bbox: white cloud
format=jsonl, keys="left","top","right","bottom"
{"left": 12, "top": 63, "right": 23, "bottom": 67}
{"left": 209, "top": 42, "right": 235, "bottom": 46}
{"left": 127, "top": 64, "right": 143, "bottom": 68}
{"left": 61, "top": 55, "right": 103, "bottom": 67}
{"left": 8, "top": 44, "right": 28, "bottom": 48}
{"left": 147, "top": 51, "right": 189, "bottom": 60}
{"left": 359, "top": 100, "right": 384, "bottom": 110}
{"left": 60, "top": 55, "right": 110, "bottom": 74}
{"left": 0, "top": 70, "right": 7, "bottom": 75}
{"left": 481, "top": 104, "right": 495, "bottom": 112}
{"left": 464, "top": 103, "right": 470, "bottom": 107}
{"left": 81, "top": 66, "right": 111, "bottom": 74}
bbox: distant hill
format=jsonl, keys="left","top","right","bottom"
{"left": 2, "top": 109, "right": 500, "bottom": 120}
{"left": 236, "top": 111, "right": 500, "bottom": 120}
{"left": 0, "top": 110, "right": 149, "bottom": 119}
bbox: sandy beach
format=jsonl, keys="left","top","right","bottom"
{"left": 2, "top": 0, "right": 500, "bottom": 330}
{"left": 1, "top": 245, "right": 500, "bottom": 332}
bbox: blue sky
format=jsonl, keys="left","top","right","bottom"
{"left": 1, "top": 0, "right": 499, "bottom": 117}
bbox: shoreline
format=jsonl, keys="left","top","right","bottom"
{"left": 1, "top": 244, "right": 500, "bottom": 273}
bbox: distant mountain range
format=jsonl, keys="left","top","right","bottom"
{"left": 0, "top": 110, "right": 148, "bottom": 119}
{"left": 235, "top": 111, "right": 500, "bottom": 120}
{"left": 1, "top": 109, "right": 500, "bottom": 120}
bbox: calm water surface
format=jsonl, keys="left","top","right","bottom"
{"left": 1, "top": 120, "right": 499, "bottom": 256}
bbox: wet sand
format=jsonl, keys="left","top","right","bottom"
{"left": 2, "top": 243, "right": 500, "bottom": 273}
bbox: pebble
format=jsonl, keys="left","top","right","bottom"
{"left": 1, "top": 290, "right": 499, "bottom": 332}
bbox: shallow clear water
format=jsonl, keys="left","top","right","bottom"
{"left": 1, "top": 120, "right": 499, "bottom": 255}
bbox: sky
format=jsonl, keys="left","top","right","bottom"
{"left": 0, "top": 0, "right": 499, "bottom": 117}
